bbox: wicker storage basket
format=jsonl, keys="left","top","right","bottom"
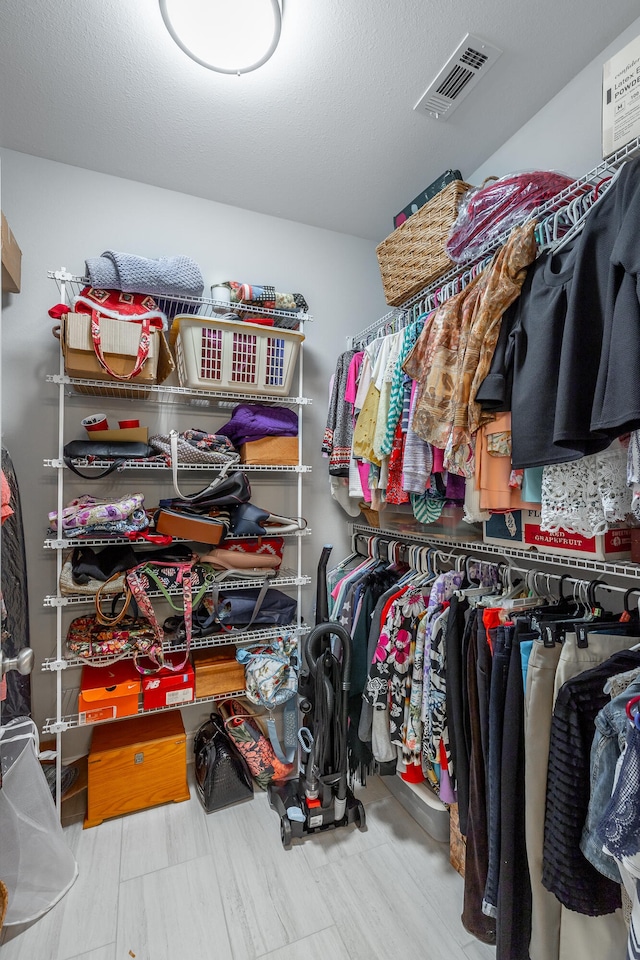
{"left": 376, "top": 179, "right": 472, "bottom": 307}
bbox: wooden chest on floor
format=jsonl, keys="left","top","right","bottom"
{"left": 85, "top": 710, "right": 190, "bottom": 828}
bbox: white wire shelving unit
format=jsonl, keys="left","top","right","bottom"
{"left": 45, "top": 270, "right": 313, "bottom": 814}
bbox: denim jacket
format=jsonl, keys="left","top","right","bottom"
{"left": 580, "top": 675, "right": 640, "bottom": 882}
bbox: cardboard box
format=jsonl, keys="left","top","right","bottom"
{"left": 483, "top": 509, "right": 526, "bottom": 548}
{"left": 86, "top": 427, "right": 149, "bottom": 443}
{"left": 78, "top": 659, "right": 141, "bottom": 724}
{"left": 192, "top": 646, "right": 246, "bottom": 699}
{"left": 86, "top": 710, "right": 189, "bottom": 827}
{"left": 239, "top": 436, "right": 299, "bottom": 465}
{"left": 603, "top": 33, "right": 640, "bottom": 157}
{"left": 141, "top": 652, "right": 195, "bottom": 710}
{"left": 484, "top": 509, "right": 633, "bottom": 561}
{"left": 1, "top": 211, "right": 21, "bottom": 293}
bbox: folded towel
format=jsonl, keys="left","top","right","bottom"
{"left": 86, "top": 250, "right": 204, "bottom": 299}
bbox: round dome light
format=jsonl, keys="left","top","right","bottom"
{"left": 160, "top": 0, "right": 282, "bottom": 76}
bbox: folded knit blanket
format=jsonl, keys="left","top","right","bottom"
{"left": 86, "top": 250, "right": 204, "bottom": 299}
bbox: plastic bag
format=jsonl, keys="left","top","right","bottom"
{"left": 445, "top": 171, "right": 575, "bottom": 263}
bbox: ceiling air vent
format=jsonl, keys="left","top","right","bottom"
{"left": 414, "top": 34, "right": 503, "bottom": 121}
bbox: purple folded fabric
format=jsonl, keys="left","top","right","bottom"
{"left": 217, "top": 404, "right": 298, "bottom": 447}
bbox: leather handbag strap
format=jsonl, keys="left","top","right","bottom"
{"left": 64, "top": 456, "right": 128, "bottom": 479}
{"left": 94, "top": 572, "right": 133, "bottom": 626}
{"left": 209, "top": 574, "right": 275, "bottom": 635}
{"left": 169, "top": 430, "right": 234, "bottom": 500}
{"left": 126, "top": 560, "right": 195, "bottom": 674}
{"left": 90, "top": 310, "right": 151, "bottom": 381}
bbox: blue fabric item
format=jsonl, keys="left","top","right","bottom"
{"left": 584, "top": 676, "right": 640, "bottom": 878}
{"left": 86, "top": 250, "right": 204, "bottom": 298}
{"left": 520, "top": 639, "right": 534, "bottom": 691}
{"left": 522, "top": 467, "right": 543, "bottom": 504}
{"left": 597, "top": 719, "right": 640, "bottom": 860}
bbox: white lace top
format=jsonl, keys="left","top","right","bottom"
{"left": 540, "top": 439, "right": 631, "bottom": 537}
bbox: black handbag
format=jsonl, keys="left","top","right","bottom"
{"left": 194, "top": 712, "right": 254, "bottom": 813}
{"left": 158, "top": 470, "right": 251, "bottom": 512}
{"left": 229, "top": 501, "right": 307, "bottom": 537}
{"left": 63, "top": 440, "right": 156, "bottom": 479}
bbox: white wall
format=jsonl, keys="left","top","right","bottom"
{"left": 471, "top": 15, "right": 640, "bottom": 183}
{"left": 0, "top": 149, "right": 388, "bottom": 752}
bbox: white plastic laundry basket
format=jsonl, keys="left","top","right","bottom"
{"left": 173, "top": 316, "right": 304, "bottom": 396}
{"left": 0, "top": 717, "right": 78, "bottom": 925}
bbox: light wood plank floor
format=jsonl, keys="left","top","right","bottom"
{"left": 1, "top": 775, "right": 495, "bottom": 960}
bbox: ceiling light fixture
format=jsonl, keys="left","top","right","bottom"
{"left": 159, "top": 0, "right": 282, "bottom": 76}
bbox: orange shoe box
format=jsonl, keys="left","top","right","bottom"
{"left": 78, "top": 659, "right": 141, "bottom": 724}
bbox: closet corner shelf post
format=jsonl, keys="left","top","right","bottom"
{"left": 44, "top": 270, "right": 313, "bottom": 816}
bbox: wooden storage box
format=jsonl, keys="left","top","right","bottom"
{"left": 192, "top": 646, "right": 246, "bottom": 699}
{"left": 85, "top": 710, "right": 190, "bottom": 828}
{"left": 376, "top": 179, "right": 471, "bottom": 306}
{"left": 60, "top": 311, "right": 174, "bottom": 398}
{"left": 239, "top": 436, "right": 298, "bottom": 465}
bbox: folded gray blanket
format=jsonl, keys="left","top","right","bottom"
{"left": 86, "top": 250, "right": 204, "bottom": 299}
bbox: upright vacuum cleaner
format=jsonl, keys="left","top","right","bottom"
{"left": 267, "top": 545, "right": 366, "bottom": 848}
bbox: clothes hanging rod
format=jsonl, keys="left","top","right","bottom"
{"left": 351, "top": 531, "right": 634, "bottom": 599}
{"left": 349, "top": 135, "right": 640, "bottom": 348}
{"left": 348, "top": 523, "right": 640, "bottom": 579}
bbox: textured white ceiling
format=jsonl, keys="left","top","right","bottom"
{"left": 0, "top": 0, "right": 638, "bottom": 241}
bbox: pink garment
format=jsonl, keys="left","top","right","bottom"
{"left": 432, "top": 447, "right": 445, "bottom": 473}
{"left": 1, "top": 470, "right": 13, "bottom": 524}
{"left": 345, "top": 352, "right": 364, "bottom": 406}
{"left": 357, "top": 461, "right": 372, "bottom": 503}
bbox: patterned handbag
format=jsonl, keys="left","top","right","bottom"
{"left": 218, "top": 697, "right": 295, "bottom": 789}
{"left": 125, "top": 555, "right": 219, "bottom": 674}
{"left": 235, "top": 635, "right": 299, "bottom": 764}
{"left": 237, "top": 635, "right": 298, "bottom": 708}
{"left": 66, "top": 614, "right": 161, "bottom": 663}
{"left": 149, "top": 429, "right": 239, "bottom": 466}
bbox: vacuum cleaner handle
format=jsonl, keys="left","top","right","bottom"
{"left": 315, "top": 544, "right": 333, "bottom": 625}
{"left": 305, "top": 621, "right": 352, "bottom": 692}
